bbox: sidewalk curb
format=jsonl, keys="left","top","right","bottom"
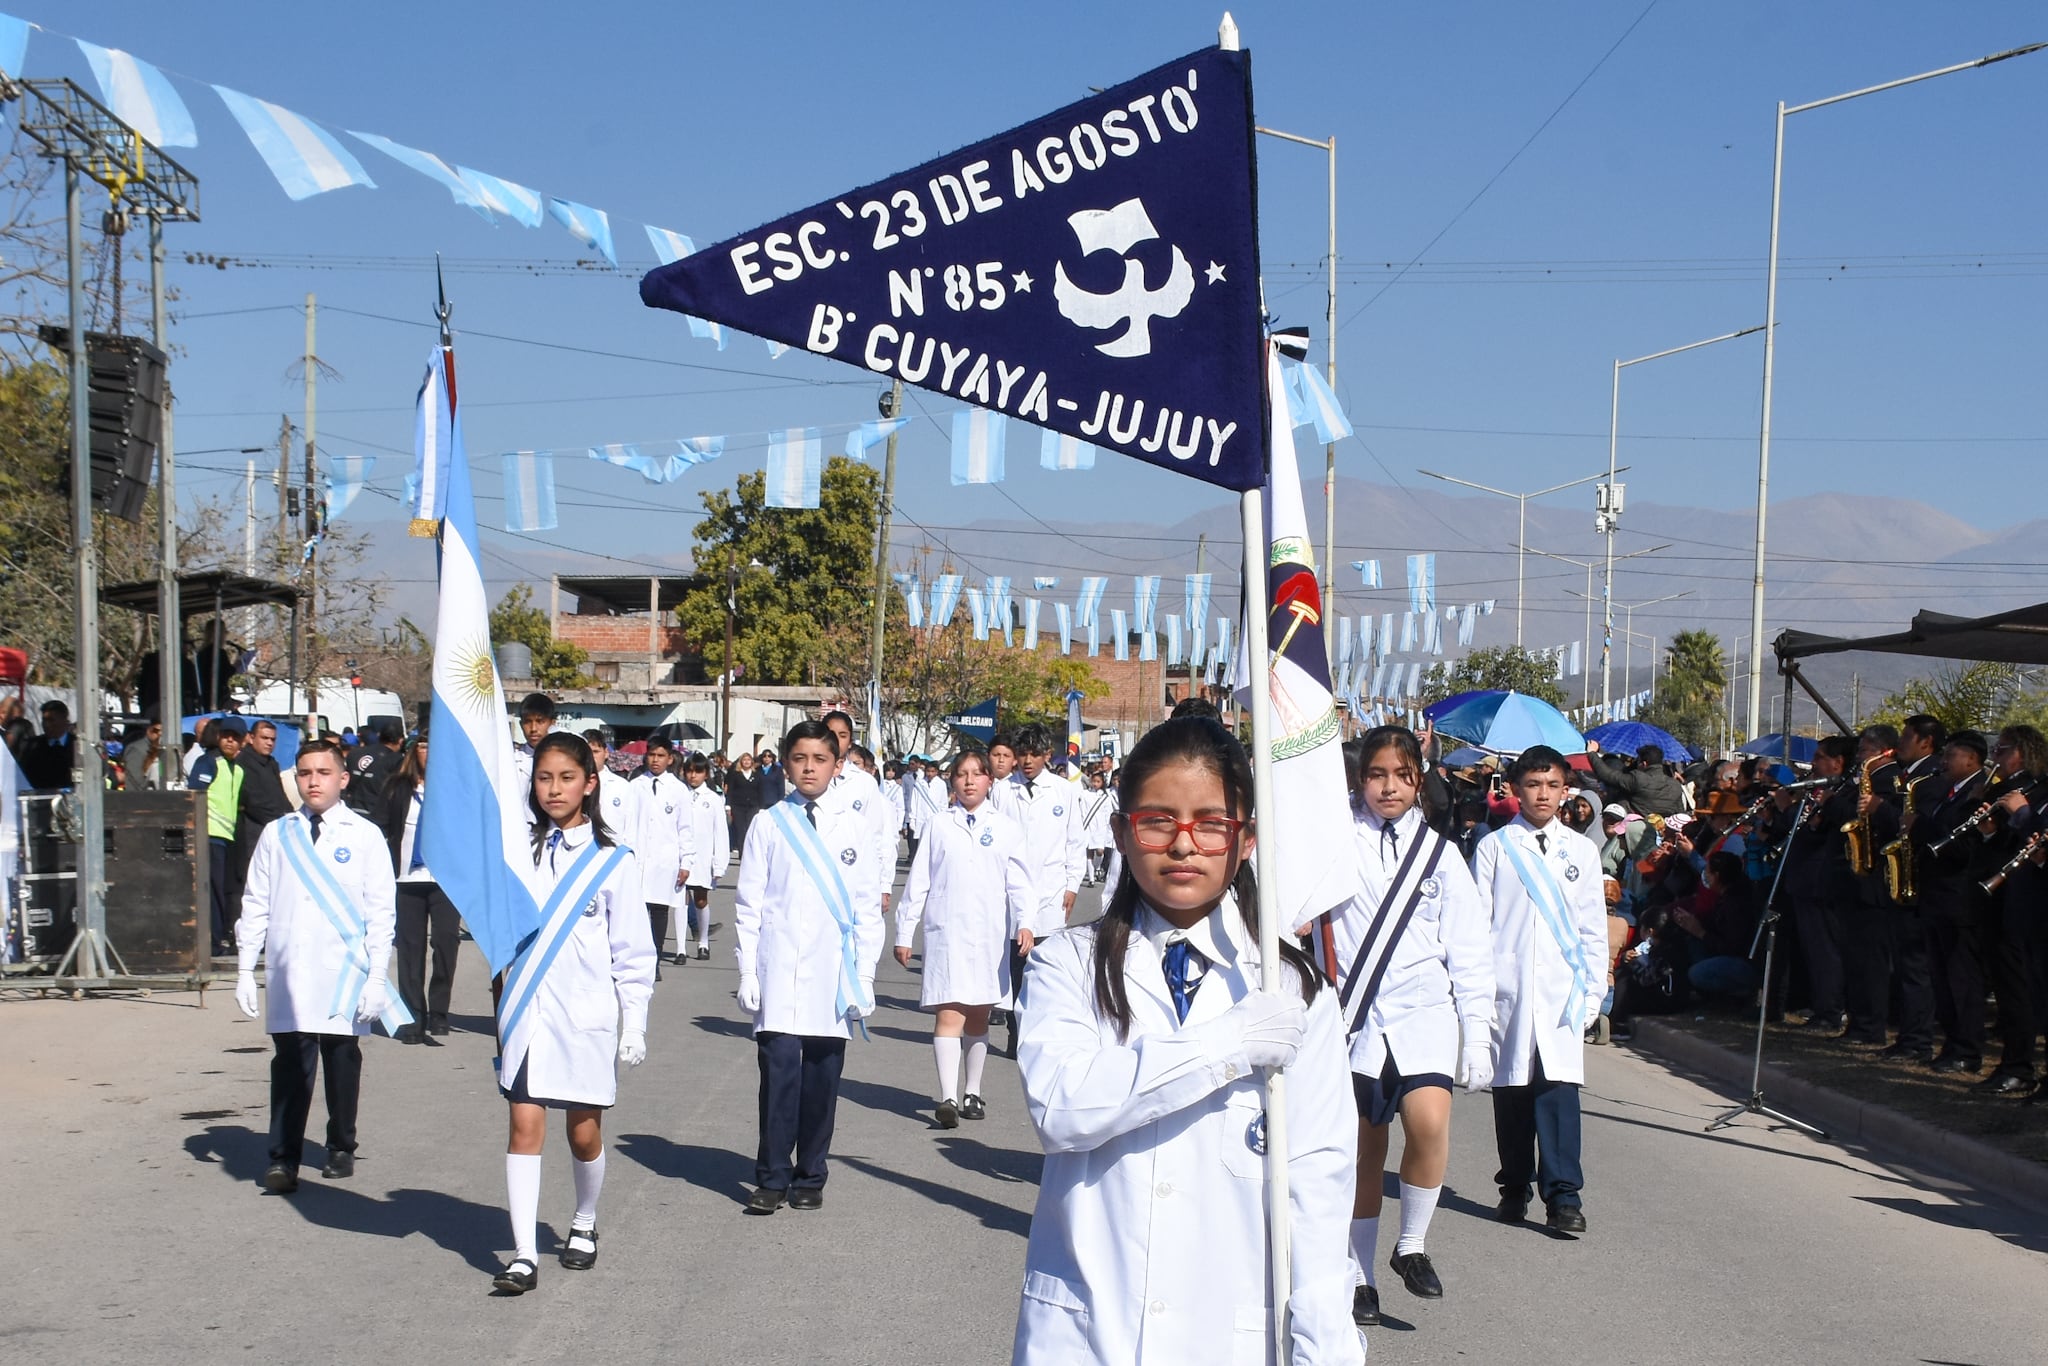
{"left": 1624, "top": 1019, "right": 2048, "bottom": 1215}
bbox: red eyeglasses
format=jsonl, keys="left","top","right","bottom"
{"left": 1121, "top": 810, "right": 1246, "bottom": 853}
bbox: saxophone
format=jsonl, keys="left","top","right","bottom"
{"left": 1882, "top": 773, "right": 1920, "bottom": 905}
{"left": 1843, "top": 759, "right": 1876, "bottom": 875}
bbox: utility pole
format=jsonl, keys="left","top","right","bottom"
{"left": 722, "top": 552, "right": 737, "bottom": 757}
{"left": 1851, "top": 673, "right": 1861, "bottom": 729}
{"left": 277, "top": 415, "right": 292, "bottom": 534}
{"left": 302, "top": 293, "right": 319, "bottom": 725}
{"left": 149, "top": 211, "right": 181, "bottom": 786}
{"left": 866, "top": 380, "right": 903, "bottom": 754}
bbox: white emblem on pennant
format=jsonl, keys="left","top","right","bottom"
{"left": 1053, "top": 198, "right": 1195, "bottom": 358}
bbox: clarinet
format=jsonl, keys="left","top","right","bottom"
{"left": 1930, "top": 775, "right": 2048, "bottom": 858}
{"left": 1981, "top": 829, "right": 2048, "bottom": 895}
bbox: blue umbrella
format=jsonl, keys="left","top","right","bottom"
{"left": 1430, "top": 691, "right": 1586, "bottom": 754}
{"left": 1739, "top": 733, "right": 1816, "bottom": 764}
{"left": 1422, "top": 689, "right": 1500, "bottom": 722}
{"left": 1585, "top": 720, "right": 1693, "bottom": 764}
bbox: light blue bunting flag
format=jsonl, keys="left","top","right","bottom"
{"left": 1023, "top": 598, "right": 1042, "bottom": 652}
{"left": 501, "top": 451, "right": 558, "bottom": 532}
{"left": 548, "top": 197, "right": 616, "bottom": 267}
{"left": 1033, "top": 576, "right": 1060, "bottom": 591}
{"left": 1087, "top": 610, "right": 1102, "bottom": 657}
{"left": 1164, "top": 614, "right": 1183, "bottom": 665}
{"left": 322, "top": 455, "right": 373, "bottom": 521}
{"left": 1399, "top": 612, "right": 1416, "bottom": 653}
{"left": 411, "top": 347, "right": 458, "bottom": 522}
{"left": 1186, "top": 573, "right": 1212, "bottom": 666}
{"left": 1215, "top": 618, "right": 1232, "bottom": 677}
{"left": 1075, "top": 576, "right": 1107, "bottom": 627}
{"left": 1379, "top": 613, "right": 1395, "bottom": 662}
{"left": 1132, "top": 575, "right": 1160, "bottom": 635}
{"left": 77, "top": 40, "right": 195, "bottom": 148}
{"left": 1458, "top": 603, "right": 1479, "bottom": 647}
{"left": 1407, "top": 553, "right": 1436, "bottom": 614}
{"left": 1039, "top": 425, "right": 1096, "bottom": 471}
{"left": 1335, "top": 615, "right": 1353, "bottom": 678}
{"left": 0, "top": 13, "right": 28, "bottom": 82}
{"left": 966, "top": 586, "right": 990, "bottom": 641}
{"left": 893, "top": 572, "right": 923, "bottom": 627}
{"left": 1407, "top": 662, "right": 1424, "bottom": 698}
{"left": 643, "top": 227, "right": 728, "bottom": 349}
{"left": 348, "top": 131, "right": 487, "bottom": 215}
{"left": 763, "top": 428, "right": 822, "bottom": 508}
{"left": 987, "top": 577, "right": 1013, "bottom": 646}
{"left": 1055, "top": 601, "right": 1073, "bottom": 655}
{"left": 214, "top": 87, "right": 376, "bottom": 201}
{"left": 455, "top": 166, "right": 544, "bottom": 227}
{"left": 951, "top": 409, "right": 1007, "bottom": 485}
{"left": 1285, "top": 361, "right": 1355, "bottom": 443}
{"left": 1568, "top": 641, "right": 1582, "bottom": 677}
{"left": 844, "top": 418, "right": 910, "bottom": 461}
{"left": 764, "top": 338, "right": 791, "bottom": 359}
{"left": 928, "top": 574, "right": 963, "bottom": 629}
{"left": 1351, "top": 559, "right": 1381, "bottom": 589}
{"left": 589, "top": 443, "right": 665, "bottom": 483}
{"left": 1112, "top": 608, "right": 1130, "bottom": 662}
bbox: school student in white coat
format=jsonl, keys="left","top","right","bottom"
{"left": 1003, "top": 723, "right": 1087, "bottom": 1052}
{"left": 894, "top": 749, "right": 1032, "bottom": 1127}
{"left": 985, "top": 734, "right": 1020, "bottom": 817}
{"left": 823, "top": 711, "right": 896, "bottom": 916}
{"left": 1320, "top": 726, "right": 1493, "bottom": 1325}
{"left": 734, "top": 719, "right": 885, "bottom": 1213}
{"left": 1079, "top": 770, "right": 1117, "bottom": 886}
{"left": 493, "top": 733, "right": 655, "bottom": 1294}
{"left": 1012, "top": 716, "right": 1361, "bottom": 1366}
{"left": 630, "top": 737, "right": 694, "bottom": 969}
{"left": 234, "top": 740, "right": 399, "bottom": 1194}
{"left": 584, "top": 730, "right": 640, "bottom": 855}
{"left": 1470, "top": 744, "right": 1608, "bottom": 1235}
{"left": 678, "top": 753, "right": 732, "bottom": 960}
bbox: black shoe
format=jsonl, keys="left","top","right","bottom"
{"left": 788, "top": 1188, "right": 823, "bottom": 1211}
{"left": 1495, "top": 1195, "right": 1528, "bottom": 1224}
{"left": 427, "top": 1014, "right": 451, "bottom": 1037}
{"left": 697, "top": 946, "right": 710, "bottom": 961}
{"left": 655, "top": 965, "right": 663, "bottom": 982}
{"left": 746, "top": 1187, "right": 785, "bottom": 1215}
{"left": 493, "top": 1258, "right": 539, "bottom": 1294}
{"left": 396, "top": 1025, "right": 424, "bottom": 1044}
{"left": 1802, "top": 1014, "right": 1844, "bottom": 1035}
{"left": 1546, "top": 1204, "right": 1587, "bottom": 1235}
{"left": 1930, "top": 1053, "right": 1982, "bottom": 1075}
{"left": 261, "top": 1162, "right": 298, "bottom": 1194}
{"left": 989, "top": 1008, "right": 1008, "bottom": 1028}
{"left": 1978, "top": 1071, "right": 2034, "bottom": 1096}
{"left": 320, "top": 1152, "right": 354, "bottom": 1180}
{"left": 1844, "top": 1031, "right": 1889, "bottom": 1047}
{"left": 2023, "top": 1080, "right": 2048, "bottom": 1105}
{"left": 935, "top": 1099, "right": 960, "bottom": 1129}
{"left": 1351, "top": 1283, "right": 1381, "bottom": 1327}
{"left": 1879, "top": 1043, "right": 1934, "bottom": 1065}
{"left": 960, "top": 1094, "right": 987, "bottom": 1121}
{"left": 559, "top": 1226, "right": 598, "bottom": 1271}
{"left": 1389, "top": 1250, "right": 1444, "bottom": 1298}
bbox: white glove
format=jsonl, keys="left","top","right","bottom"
{"left": 850, "top": 978, "right": 877, "bottom": 1020}
{"left": 355, "top": 977, "right": 388, "bottom": 1025}
{"left": 1461, "top": 1046, "right": 1495, "bottom": 1094}
{"left": 235, "top": 970, "right": 261, "bottom": 1020}
{"left": 618, "top": 1031, "right": 647, "bottom": 1066}
{"left": 737, "top": 975, "right": 762, "bottom": 1012}
{"left": 1227, "top": 990, "right": 1307, "bottom": 1071}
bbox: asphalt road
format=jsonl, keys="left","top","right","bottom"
{"left": 7, "top": 875, "right": 2045, "bottom": 1365}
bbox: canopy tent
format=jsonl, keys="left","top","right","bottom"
{"left": 1776, "top": 600, "right": 2048, "bottom": 667}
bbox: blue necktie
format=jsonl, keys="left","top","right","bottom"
{"left": 547, "top": 827, "right": 564, "bottom": 872}
{"left": 307, "top": 811, "right": 323, "bottom": 845}
{"left": 1163, "top": 937, "right": 1206, "bottom": 1024}
{"left": 408, "top": 792, "right": 427, "bottom": 871}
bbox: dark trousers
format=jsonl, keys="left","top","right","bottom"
{"left": 1842, "top": 895, "right": 1892, "bottom": 1043}
{"left": 755, "top": 1031, "right": 846, "bottom": 1191}
{"left": 1797, "top": 887, "right": 1848, "bottom": 1022}
{"left": 393, "top": 882, "right": 460, "bottom": 1023}
{"left": 1928, "top": 914, "right": 1986, "bottom": 1061}
{"left": 209, "top": 839, "right": 237, "bottom": 949}
{"left": 647, "top": 903, "right": 670, "bottom": 960}
{"left": 1985, "top": 900, "right": 2036, "bottom": 1074}
{"left": 269, "top": 1031, "right": 362, "bottom": 1168}
{"left": 1492, "top": 1051, "right": 1583, "bottom": 1209}
{"left": 1888, "top": 905, "right": 1937, "bottom": 1052}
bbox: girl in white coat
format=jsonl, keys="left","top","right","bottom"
{"left": 493, "top": 733, "right": 656, "bottom": 1295}
{"left": 1012, "top": 716, "right": 1363, "bottom": 1366}
{"left": 679, "top": 753, "right": 731, "bottom": 960}
{"left": 894, "top": 749, "right": 1033, "bottom": 1128}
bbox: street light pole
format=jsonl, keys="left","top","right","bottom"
{"left": 1746, "top": 41, "right": 2046, "bottom": 738}
{"left": 1419, "top": 467, "right": 1620, "bottom": 646}
{"left": 1553, "top": 541, "right": 1668, "bottom": 709}
{"left": 1616, "top": 591, "right": 1690, "bottom": 702}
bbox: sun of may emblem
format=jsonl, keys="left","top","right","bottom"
{"left": 449, "top": 639, "right": 498, "bottom": 711}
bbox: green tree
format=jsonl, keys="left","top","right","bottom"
{"left": 1419, "top": 645, "right": 1566, "bottom": 708}
{"left": 1869, "top": 661, "right": 2022, "bottom": 735}
{"left": 676, "top": 456, "right": 880, "bottom": 686}
{"left": 490, "top": 583, "right": 593, "bottom": 689}
{"left": 1638, "top": 628, "right": 1726, "bottom": 753}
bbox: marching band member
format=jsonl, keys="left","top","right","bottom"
{"left": 493, "top": 733, "right": 654, "bottom": 1294}
{"left": 1003, "top": 723, "right": 1088, "bottom": 1055}
{"left": 235, "top": 739, "right": 403, "bottom": 1194}
{"left": 1321, "top": 726, "right": 1492, "bottom": 1324}
{"left": 630, "top": 737, "right": 694, "bottom": 969}
{"left": 1471, "top": 745, "right": 1608, "bottom": 1236}
{"left": 735, "top": 720, "right": 885, "bottom": 1213}
{"left": 1011, "top": 716, "right": 1359, "bottom": 1365}
{"left": 894, "top": 748, "right": 1032, "bottom": 1127}
{"left": 680, "top": 753, "right": 732, "bottom": 961}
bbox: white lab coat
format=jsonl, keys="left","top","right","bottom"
{"left": 1328, "top": 805, "right": 1493, "bottom": 1079}
{"left": 896, "top": 803, "right": 1032, "bottom": 1007}
{"left": 237, "top": 805, "right": 397, "bottom": 1036}
{"left": 885, "top": 778, "right": 906, "bottom": 838}
{"left": 1013, "top": 900, "right": 1361, "bottom": 1366}
{"left": 631, "top": 770, "right": 695, "bottom": 907}
{"left": 1471, "top": 816, "right": 1608, "bottom": 1087}
{"left": 502, "top": 820, "right": 655, "bottom": 1107}
{"left": 734, "top": 788, "right": 886, "bottom": 1039}
{"left": 833, "top": 764, "right": 896, "bottom": 907}
{"left": 595, "top": 767, "right": 639, "bottom": 847}
{"left": 681, "top": 782, "right": 731, "bottom": 889}
{"left": 1006, "top": 769, "right": 1088, "bottom": 938}
{"left": 1080, "top": 785, "right": 1118, "bottom": 851}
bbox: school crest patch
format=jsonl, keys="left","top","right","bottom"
{"left": 1052, "top": 805, "right": 1064, "bottom": 817}
{"left": 1247, "top": 1111, "right": 1267, "bottom": 1156}
{"left": 839, "top": 848, "right": 857, "bottom": 865}
{"left": 853, "top": 799, "right": 864, "bottom": 811}
{"left": 1564, "top": 864, "right": 1580, "bottom": 882}
{"left": 980, "top": 830, "right": 995, "bottom": 846}
{"left": 1420, "top": 875, "right": 1441, "bottom": 899}
{"left": 333, "top": 847, "right": 351, "bottom": 864}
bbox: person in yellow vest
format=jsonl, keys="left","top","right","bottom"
{"left": 191, "top": 717, "right": 248, "bottom": 956}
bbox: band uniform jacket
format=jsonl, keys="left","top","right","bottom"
{"left": 509, "top": 821, "right": 655, "bottom": 1107}
{"left": 734, "top": 788, "right": 886, "bottom": 1039}
{"left": 1911, "top": 766, "right": 1990, "bottom": 924}
{"left": 236, "top": 805, "right": 397, "bottom": 1036}
{"left": 896, "top": 803, "right": 1032, "bottom": 1008}
{"left": 1471, "top": 816, "right": 1608, "bottom": 1088}
{"left": 630, "top": 770, "right": 696, "bottom": 908}
{"left": 1331, "top": 806, "right": 1493, "bottom": 1080}
{"left": 1012, "top": 899, "right": 1361, "bottom": 1366}
{"left": 1006, "top": 769, "right": 1088, "bottom": 939}
{"left": 682, "top": 782, "right": 731, "bottom": 890}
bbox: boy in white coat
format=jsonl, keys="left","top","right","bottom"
{"left": 235, "top": 740, "right": 401, "bottom": 1193}
{"left": 734, "top": 720, "right": 885, "bottom": 1213}
{"left": 1470, "top": 744, "right": 1609, "bottom": 1234}
{"left": 584, "top": 730, "right": 640, "bottom": 846}
{"left": 1003, "top": 723, "right": 1087, "bottom": 1052}
{"left": 679, "top": 753, "right": 732, "bottom": 960}
{"left": 630, "top": 737, "right": 694, "bottom": 968}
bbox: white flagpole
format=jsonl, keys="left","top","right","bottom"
{"left": 1223, "top": 14, "right": 1290, "bottom": 1355}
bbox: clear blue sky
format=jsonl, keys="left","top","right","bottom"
{"left": 11, "top": 1, "right": 2045, "bottom": 629}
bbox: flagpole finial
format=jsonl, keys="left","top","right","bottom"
{"left": 435, "top": 253, "right": 452, "bottom": 348}
{"left": 1219, "top": 12, "right": 1240, "bottom": 49}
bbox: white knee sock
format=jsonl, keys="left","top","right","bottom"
{"left": 1349, "top": 1216, "right": 1378, "bottom": 1286}
{"left": 1395, "top": 1182, "right": 1440, "bottom": 1256}
{"left": 572, "top": 1151, "right": 606, "bottom": 1231}
{"left": 506, "top": 1153, "right": 542, "bottom": 1263}
{"left": 962, "top": 1033, "right": 990, "bottom": 1098}
{"left": 696, "top": 906, "right": 710, "bottom": 948}
{"left": 933, "top": 1035, "right": 962, "bottom": 1103}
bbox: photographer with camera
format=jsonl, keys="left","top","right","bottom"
{"left": 1586, "top": 741, "right": 1687, "bottom": 819}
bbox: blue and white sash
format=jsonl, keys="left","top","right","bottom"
{"left": 1498, "top": 832, "right": 1592, "bottom": 1030}
{"left": 495, "top": 837, "right": 630, "bottom": 1086}
{"left": 767, "top": 796, "right": 874, "bottom": 1037}
{"left": 276, "top": 816, "right": 414, "bottom": 1035}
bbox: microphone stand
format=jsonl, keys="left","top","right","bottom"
{"left": 1706, "top": 792, "right": 1830, "bottom": 1139}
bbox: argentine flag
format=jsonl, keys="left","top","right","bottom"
{"left": 419, "top": 420, "right": 541, "bottom": 975}
{"left": 214, "top": 87, "right": 376, "bottom": 201}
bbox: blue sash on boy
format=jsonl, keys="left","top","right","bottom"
{"left": 277, "top": 813, "right": 415, "bottom": 1034}
{"left": 496, "top": 836, "right": 630, "bottom": 1086}
{"left": 1497, "top": 832, "right": 1592, "bottom": 1029}
{"left": 766, "top": 794, "right": 874, "bottom": 1035}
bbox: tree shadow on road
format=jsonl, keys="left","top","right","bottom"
{"left": 181, "top": 1124, "right": 512, "bottom": 1273}
{"left": 613, "top": 1132, "right": 756, "bottom": 1210}
{"left": 834, "top": 1151, "right": 1032, "bottom": 1237}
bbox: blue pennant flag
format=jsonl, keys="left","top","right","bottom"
{"left": 764, "top": 428, "right": 823, "bottom": 508}
{"left": 1039, "top": 425, "right": 1095, "bottom": 471}
{"left": 1023, "top": 598, "right": 1042, "bottom": 651}
{"left": 215, "top": 87, "right": 376, "bottom": 201}
{"left": 928, "top": 574, "right": 964, "bottom": 629}
{"left": 893, "top": 572, "right": 923, "bottom": 627}
{"left": 0, "top": 14, "right": 29, "bottom": 83}
{"left": 639, "top": 47, "right": 1265, "bottom": 490}
{"left": 845, "top": 417, "right": 910, "bottom": 460}
{"left": 1111, "top": 608, "right": 1130, "bottom": 662}
{"left": 951, "top": 409, "right": 1007, "bottom": 484}
{"left": 1351, "top": 558, "right": 1381, "bottom": 590}
{"left": 644, "top": 227, "right": 729, "bottom": 349}
{"left": 1406, "top": 553, "right": 1436, "bottom": 614}
{"left": 1055, "top": 601, "right": 1074, "bottom": 655}
{"left": 501, "top": 451, "right": 558, "bottom": 532}
{"left": 77, "top": 40, "right": 194, "bottom": 148}
{"left": 456, "top": 166, "right": 544, "bottom": 226}
{"left": 323, "top": 455, "right": 373, "bottom": 521}
{"left": 548, "top": 198, "right": 617, "bottom": 267}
